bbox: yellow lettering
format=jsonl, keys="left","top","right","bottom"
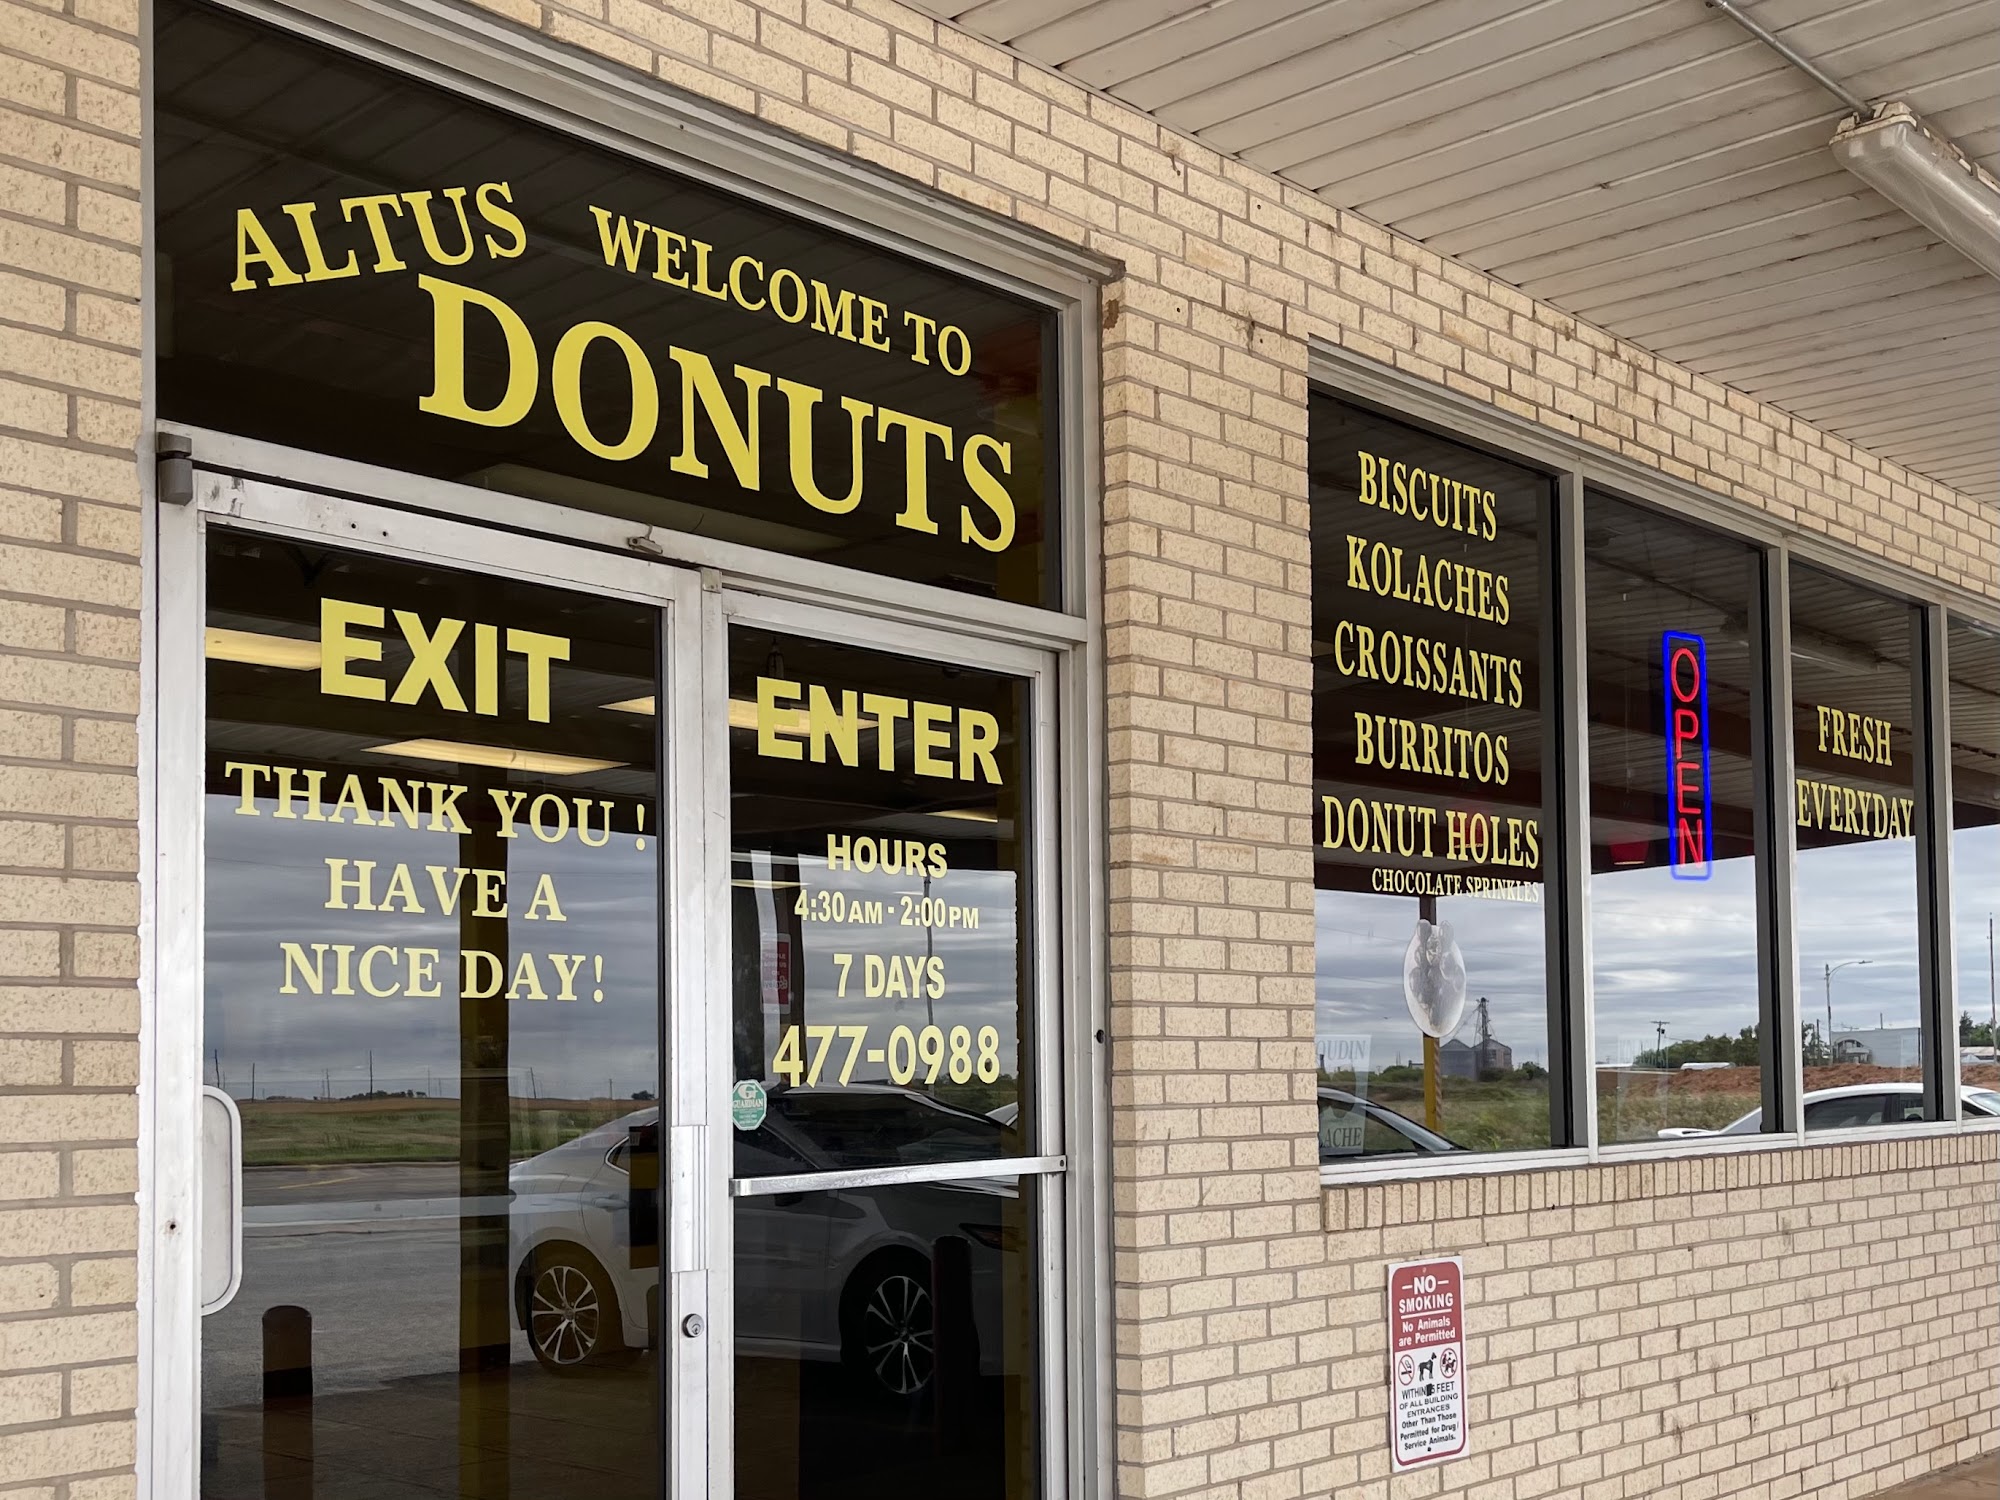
{"left": 231, "top": 207, "right": 303, "bottom": 291}
{"left": 417, "top": 275, "right": 538, "bottom": 427}
{"left": 279, "top": 201, "right": 358, "bottom": 283}
{"left": 401, "top": 187, "right": 477, "bottom": 267}
{"left": 758, "top": 676, "right": 803, "bottom": 761}
{"left": 553, "top": 320, "right": 660, "bottom": 461}
{"left": 777, "top": 378, "right": 871, "bottom": 515}
{"left": 960, "top": 434, "right": 1016, "bottom": 552}
{"left": 321, "top": 598, "right": 386, "bottom": 702}
{"left": 877, "top": 408, "right": 954, "bottom": 537}
{"left": 669, "top": 348, "right": 769, "bottom": 487}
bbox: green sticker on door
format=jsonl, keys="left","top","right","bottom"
{"left": 730, "top": 1078, "right": 767, "bottom": 1131}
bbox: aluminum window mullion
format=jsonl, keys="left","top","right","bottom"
{"left": 1914, "top": 606, "right": 1958, "bottom": 1122}
{"left": 696, "top": 577, "right": 736, "bottom": 1500}
{"left": 179, "top": 431, "right": 1091, "bottom": 650}
{"left": 142, "top": 499, "right": 208, "bottom": 1500}
{"left": 1550, "top": 470, "right": 1595, "bottom": 1152}
{"left": 1759, "top": 549, "right": 1804, "bottom": 1136}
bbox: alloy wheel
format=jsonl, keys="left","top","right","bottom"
{"left": 529, "top": 1262, "right": 603, "bottom": 1367}
{"left": 860, "top": 1271, "right": 935, "bottom": 1396}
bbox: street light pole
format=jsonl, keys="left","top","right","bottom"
{"left": 1823, "top": 958, "right": 1873, "bottom": 1063}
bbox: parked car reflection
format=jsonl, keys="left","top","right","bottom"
{"left": 507, "top": 1086, "right": 1018, "bottom": 1396}
{"left": 1656, "top": 1082, "right": 2000, "bottom": 1137}
{"left": 1316, "top": 1086, "right": 1464, "bottom": 1160}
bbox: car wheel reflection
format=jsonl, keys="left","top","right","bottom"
{"left": 524, "top": 1245, "right": 625, "bottom": 1372}
{"left": 847, "top": 1256, "right": 936, "bottom": 1397}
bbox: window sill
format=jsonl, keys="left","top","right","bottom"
{"left": 1319, "top": 1114, "right": 2000, "bottom": 1187}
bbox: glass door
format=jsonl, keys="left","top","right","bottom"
{"left": 716, "top": 603, "right": 1065, "bottom": 1500}
{"left": 172, "top": 488, "right": 1072, "bottom": 1500}
{"left": 191, "top": 508, "right": 705, "bottom": 1500}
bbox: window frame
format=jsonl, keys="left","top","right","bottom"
{"left": 1308, "top": 338, "right": 2000, "bottom": 1183}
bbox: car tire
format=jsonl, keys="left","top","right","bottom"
{"left": 841, "top": 1253, "right": 935, "bottom": 1400}
{"left": 523, "top": 1244, "right": 626, "bottom": 1374}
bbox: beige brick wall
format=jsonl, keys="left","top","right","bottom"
{"left": 2, "top": 0, "right": 1994, "bottom": 1497}
{"left": 1321, "top": 1135, "right": 2000, "bottom": 1499}
{"left": 477, "top": 6, "right": 1997, "bottom": 1500}
{"left": 0, "top": 0, "right": 145, "bottom": 1493}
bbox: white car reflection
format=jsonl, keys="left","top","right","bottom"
{"left": 1656, "top": 1082, "right": 2000, "bottom": 1138}
{"left": 1316, "top": 1087, "right": 1463, "bottom": 1159}
{"left": 508, "top": 1087, "right": 1017, "bottom": 1398}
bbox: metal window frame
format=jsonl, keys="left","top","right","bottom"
{"left": 1943, "top": 613, "right": 2000, "bottom": 1082}
{"left": 1546, "top": 471, "right": 1592, "bottom": 1150}
{"left": 1306, "top": 339, "right": 2000, "bottom": 1182}
{"left": 1915, "top": 600, "right": 1959, "bottom": 1122}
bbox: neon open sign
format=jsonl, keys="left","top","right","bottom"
{"left": 1664, "top": 631, "right": 1712, "bottom": 880}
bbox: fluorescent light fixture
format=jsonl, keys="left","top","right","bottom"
{"left": 1832, "top": 103, "right": 2000, "bottom": 281}
{"left": 602, "top": 696, "right": 655, "bottom": 715}
{"left": 730, "top": 878, "right": 802, "bottom": 890}
{"left": 932, "top": 807, "right": 999, "bottom": 823}
{"left": 206, "top": 627, "right": 318, "bottom": 670}
{"left": 367, "top": 739, "right": 625, "bottom": 775}
{"left": 725, "top": 697, "right": 877, "bottom": 734}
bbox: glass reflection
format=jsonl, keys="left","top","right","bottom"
{"left": 200, "top": 533, "right": 662, "bottom": 1500}
{"left": 1310, "top": 395, "right": 1555, "bottom": 1156}
{"left": 1583, "top": 495, "right": 1764, "bottom": 1142}
{"left": 732, "top": 1179, "right": 1034, "bottom": 1500}
{"left": 1950, "top": 618, "right": 1999, "bottom": 1099}
{"left": 1790, "top": 564, "right": 1926, "bottom": 1120}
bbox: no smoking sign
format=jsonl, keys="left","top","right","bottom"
{"left": 1386, "top": 1256, "right": 1468, "bottom": 1471}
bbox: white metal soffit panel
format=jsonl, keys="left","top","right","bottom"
{"left": 924, "top": 0, "right": 2000, "bottom": 506}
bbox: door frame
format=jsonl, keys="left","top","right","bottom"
{"left": 707, "top": 588, "right": 1071, "bottom": 1500}
{"left": 146, "top": 475, "right": 714, "bottom": 1500}
{"left": 146, "top": 465, "right": 1095, "bottom": 1500}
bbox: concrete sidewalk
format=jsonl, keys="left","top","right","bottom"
{"left": 1871, "top": 1457, "right": 1997, "bottom": 1498}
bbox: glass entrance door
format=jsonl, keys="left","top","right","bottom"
{"left": 719, "top": 610, "right": 1063, "bottom": 1500}
{"left": 195, "top": 519, "right": 694, "bottom": 1500}
{"left": 177, "top": 494, "right": 1071, "bottom": 1500}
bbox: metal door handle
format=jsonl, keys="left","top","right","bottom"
{"left": 200, "top": 1086, "right": 243, "bottom": 1315}
{"left": 669, "top": 1124, "right": 705, "bottom": 1272}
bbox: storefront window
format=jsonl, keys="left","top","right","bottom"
{"left": 1310, "top": 395, "right": 1556, "bottom": 1157}
{"left": 1950, "top": 618, "right": 2000, "bottom": 1103}
{"left": 156, "top": 0, "right": 1059, "bottom": 608}
{"left": 727, "top": 628, "right": 1039, "bottom": 1499}
{"left": 1584, "top": 495, "right": 1765, "bottom": 1142}
{"left": 1790, "top": 565, "right": 1927, "bottom": 1119}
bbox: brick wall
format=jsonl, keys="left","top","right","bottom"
{"left": 1321, "top": 1134, "right": 2000, "bottom": 1499}
{"left": 455, "top": 4, "right": 1998, "bottom": 1498}
{"left": 0, "top": 0, "right": 145, "bottom": 1495}
{"left": 0, "top": 0, "right": 1994, "bottom": 1497}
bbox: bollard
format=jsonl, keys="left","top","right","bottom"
{"left": 262, "top": 1304, "right": 313, "bottom": 1403}
{"left": 931, "top": 1236, "right": 977, "bottom": 1454}
{"left": 261, "top": 1304, "right": 315, "bottom": 1500}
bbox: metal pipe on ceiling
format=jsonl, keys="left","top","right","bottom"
{"left": 1703, "top": 0, "right": 1868, "bottom": 113}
